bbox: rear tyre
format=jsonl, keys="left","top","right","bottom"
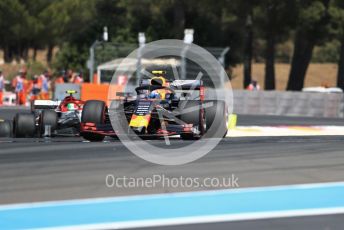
{"left": 0, "top": 120, "right": 12, "bottom": 137}
{"left": 40, "top": 110, "right": 58, "bottom": 136}
{"left": 204, "top": 100, "right": 228, "bottom": 138}
{"left": 180, "top": 101, "right": 205, "bottom": 140}
{"left": 13, "top": 113, "right": 36, "bottom": 138}
{"left": 81, "top": 100, "right": 106, "bottom": 142}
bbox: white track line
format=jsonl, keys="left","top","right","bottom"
{"left": 37, "top": 208, "right": 344, "bottom": 230}
{"left": 228, "top": 126, "right": 344, "bottom": 137}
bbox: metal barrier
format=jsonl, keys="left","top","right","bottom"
{"left": 54, "top": 84, "right": 81, "bottom": 100}
{"left": 232, "top": 90, "right": 344, "bottom": 118}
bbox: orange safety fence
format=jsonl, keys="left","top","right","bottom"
{"left": 80, "top": 83, "right": 124, "bottom": 106}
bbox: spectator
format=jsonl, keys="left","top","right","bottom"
{"left": 72, "top": 72, "right": 83, "bottom": 84}
{"left": 246, "top": 80, "right": 260, "bottom": 91}
{"left": 321, "top": 81, "right": 330, "bottom": 88}
{"left": 12, "top": 68, "right": 29, "bottom": 105}
{"left": 38, "top": 70, "right": 51, "bottom": 100}
{"left": 0, "top": 69, "right": 4, "bottom": 105}
{"left": 55, "top": 70, "right": 66, "bottom": 84}
{"left": 29, "top": 75, "right": 41, "bottom": 102}
{"left": 66, "top": 69, "right": 73, "bottom": 83}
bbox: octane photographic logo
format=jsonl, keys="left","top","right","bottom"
{"left": 108, "top": 39, "right": 233, "bottom": 165}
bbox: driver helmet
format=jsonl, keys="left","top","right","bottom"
{"left": 150, "top": 76, "right": 166, "bottom": 86}
{"left": 67, "top": 103, "right": 77, "bottom": 111}
{"left": 149, "top": 77, "right": 166, "bottom": 99}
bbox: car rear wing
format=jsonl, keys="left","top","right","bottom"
{"left": 170, "top": 80, "right": 203, "bottom": 90}
{"left": 134, "top": 79, "right": 204, "bottom": 101}
{"left": 32, "top": 100, "right": 61, "bottom": 110}
{"left": 170, "top": 80, "right": 204, "bottom": 101}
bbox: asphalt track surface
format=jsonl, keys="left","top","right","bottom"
{"left": 133, "top": 214, "right": 344, "bottom": 230}
{"left": 1, "top": 107, "right": 344, "bottom": 229}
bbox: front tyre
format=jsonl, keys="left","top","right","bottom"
{"left": 81, "top": 100, "right": 106, "bottom": 142}
{"left": 204, "top": 100, "right": 228, "bottom": 138}
{"left": 180, "top": 101, "right": 206, "bottom": 140}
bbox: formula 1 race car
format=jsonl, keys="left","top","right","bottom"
{"left": 12, "top": 90, "right": 84, "bottom": 137}
{"left": 80, "top": 73, "right": 229, "bottom": 142}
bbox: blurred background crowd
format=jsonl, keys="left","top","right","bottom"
{"left": 0, "top": 68, "right": 83, "bottom": 105}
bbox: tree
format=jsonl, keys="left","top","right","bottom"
{"left": 331, "top": 0, "right": 344, "bottom": 89}
{"left": 227, "top": 0, "right": 260, "bottom": 88}
{"left": 39, "top": 0, "right": 97, "bottom": 64}
{"left": 338, "top": 37, "right": 344, "bottom": 89}
{"left": 243, "top": 14, "right": 253, "bottom": 88}
{"left": 0, "top": 0, "right": 53, "bottom": 63}
{"left": 287, "top": 0, "right": 332, "bottom": 91}
{"left": 0, "top": 0, "right": 29, "bottom": 62}
{"left": 255, "top": 1, "right": 296, "bottom": 90}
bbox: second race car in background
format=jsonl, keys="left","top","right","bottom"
{"left": 11, "top": 90, "right": 84, "bottom": 137}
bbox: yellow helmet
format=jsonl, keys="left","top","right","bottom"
{"left": 151, "top": 77, "right": 166, "bottom": 86}
{"left": 151, "top": 70, "right": 167, "bottom": 86}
